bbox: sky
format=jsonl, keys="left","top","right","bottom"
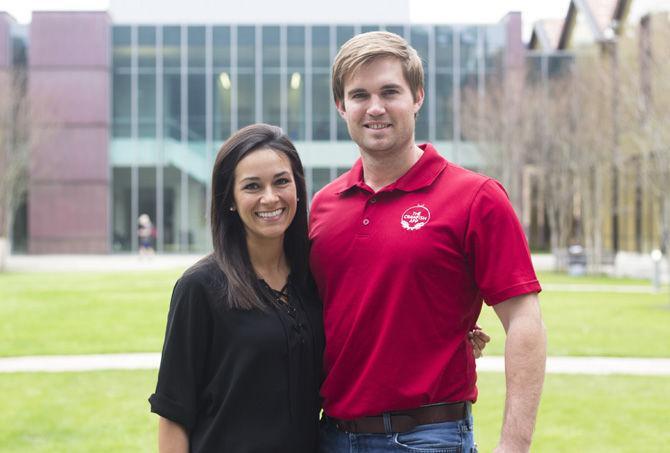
{"left": 1, "top": 0, "right": 662, "bottom": 41}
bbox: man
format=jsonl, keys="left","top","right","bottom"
{"left": 309, "top": 31, "right": 546, "bottom": 452}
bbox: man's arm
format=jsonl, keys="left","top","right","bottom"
{"left": 492, "top": 292, "right": 546, "bottom": 453}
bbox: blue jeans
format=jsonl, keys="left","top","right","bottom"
{"left": 319, "top": 403, "right": 477, "bottom": 452}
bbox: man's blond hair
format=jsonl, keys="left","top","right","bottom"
{"left": 331, "top": 31, "right": 424, "bottom": 107}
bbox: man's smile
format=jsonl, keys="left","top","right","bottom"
{"left": 364, "top": 122, "right": 392, "bottom": 130}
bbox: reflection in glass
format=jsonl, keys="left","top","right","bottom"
{"left": 287, "top": 71, "right": 304, "bottom": 140}
{"left": 187, "top": 176, "right": 208, "bottom": 252}
{"left": 139, "top": 168, "right": 157, "bottom": 249}
{"left": 237, "top": 73, "right": 255, "bottom": 128}
{"left": 336, "top": 27, "right": 354, "bottom": 141}
{"left": 213, "top": 26, "right": 231, "bottom": 68}
{"left": 311, "top": 168, "right": 331, "bottom": 199}
{"left": 385, "top": 25, "right": 404, "bottom": 38}
{"left": 138, "top": 26, "right": 156, "bottom": 68}
{"left": 336, "top": 26, "right": 354, "bottom": 48}
{"left": 163, "top": 74, "right": 181, "bottom": 140}
{"left": 188, "top": 73, "right": 206, "bottom": 141}
{"left": 113, "top": 26, "right": 131, "bottom": 67}
{"left": 138, "top": 74, "right": 157, "bottom": 138}
{"left": 112, "top": 167, "right": 131, "bottom": 251}
{"left": 460, "top": 27, "right": 479, "bottom": 74}
{"left": 435, "top": 26, "right": 453, "bottom": 69}
{"left": 263, "top": 74, "right": 281, "bottom": 126}
{"left": 312, "top": 73, "right": 330, "bottom": 140}
{"left": 188, "top": 26, "right": 206, "bottom": 68}
{"left": 213, "top": 73, "right": 232, "bottom": 142}
{"left": 237, "top": 26, "right": 255, "bottom": 68}
{"left": 436, "top": 74, "right": 453, "bottom": 141}
{"left": 163, "top": 26, "right": 181, "bottom": 69}
{"left": 263, "top": 26, "right": 280, "bottom": 67}
{"left": 312, "top": 26, "right": 330, "bottom": 68}
{"left": 162, "top": 166, "right": 180, "bottom": 251}
{"left": 113, "top": 72, "right": 131, "bottom": 138}
{"left": 287, "top": 26, "right": 305, "bottom": 67}
{"left": 460, "top": 73, "right": 478, "bottom": 141}
{"left": 410, "top": 26, "right": 429, "bottom": 63}
{"left": 485, "top": 25, "right": 505, "bottom": 74}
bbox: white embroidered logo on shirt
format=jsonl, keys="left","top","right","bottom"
{"left": 400, "top": 205, "right": 431, "bottom": 231}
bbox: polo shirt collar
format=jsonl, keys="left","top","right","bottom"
{"left": 335, "top": 143, "right": 447, "bottom": 194}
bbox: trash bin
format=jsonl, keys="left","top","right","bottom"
{"left": 567, "top": 245, "right": 587, "bottom": 276}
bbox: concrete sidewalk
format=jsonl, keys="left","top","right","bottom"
{"left": 5, "top": 254, "right": 205, "bottom": 273}
{"left": 1, "top": 353, "right": 669, "bottom": 376}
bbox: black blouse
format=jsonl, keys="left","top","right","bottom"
{"left": 149, "top": 257, "right": 324, "bottom": 452}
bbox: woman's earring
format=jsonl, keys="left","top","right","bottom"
{"left": 229, "top": 206, "right": 236, "bottom": 211}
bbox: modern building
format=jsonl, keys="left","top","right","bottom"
{"left": 1, "top": 0, "right": 524, "bottom": 254}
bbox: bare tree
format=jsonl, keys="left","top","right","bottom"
{"left": 635, "top": 16, "right": 670, "bottom": 256}
{"left": 462, "top": 59, "right": 585, "bottom": 270}
{"left": 462, "top": 16, "right": 670, "bottom": 275}
{"left": 0, "top": 67, "right": 41, "bottom": 271}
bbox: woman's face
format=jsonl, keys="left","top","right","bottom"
{"left": 232, "top": 147, "right": 298, "bottom": 243}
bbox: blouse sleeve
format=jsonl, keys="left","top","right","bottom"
{"left": 149, "top": 275, "right": 211, "bottom": 431}
{"left": 464, "top": 179, "right": 542, "bottom": 305}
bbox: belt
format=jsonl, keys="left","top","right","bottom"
{"left": 331, "top": 402, "right": 467, "bottom": 434}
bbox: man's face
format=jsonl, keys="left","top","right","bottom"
{"left": 336, "top": 56, "right": 424, "bottom": 157}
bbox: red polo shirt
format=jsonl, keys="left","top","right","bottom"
{"left": 309, "top": 143, "right": 541, "bottom": 419}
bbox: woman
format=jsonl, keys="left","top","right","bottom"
{"left": 150, "top": 124, "right": 323, "bottom": 452}
{"left": 149, "top": 123, "right": 490, "bottom": 452}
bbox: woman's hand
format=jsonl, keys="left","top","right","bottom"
{"left": 468, "top": 327, "right": 491, "bottom": 358}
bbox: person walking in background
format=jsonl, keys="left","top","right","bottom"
{"left": 137, "top": 213, "right": 155, "bottom": 256}
{"left": 309, "top": 31, "right": 546, "bottom": 452}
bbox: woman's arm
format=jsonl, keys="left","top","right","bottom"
{"left": 158, "top": 416, "right": 189, "bottom": 453}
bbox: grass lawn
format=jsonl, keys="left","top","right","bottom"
{"left": 1, "top": 270, "right": 669, "bottom": 357}
{"left": 474, "top": 372, "right": 670, "bottom": 452}
{"left": 0, "top": 271, "right": 180, "bottom": 357}
{"left": 0, "top": 370, "right": 668, "bottom": 452}
{"left": 476, "top": 279, "right": 670, "bottom": 358}
{"left": 0, "top": 370, "right": 157, "bottom": 452}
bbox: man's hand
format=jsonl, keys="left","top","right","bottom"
{"left": 468, "top": 327, "right": 491, "bottom": 358}
{"left": 493, "top": 292, "right": 546, "bottom": 453}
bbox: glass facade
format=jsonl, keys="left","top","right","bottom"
{"left": 111, "top": 23, "right": 509, "bottom": 252}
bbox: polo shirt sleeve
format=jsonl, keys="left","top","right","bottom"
{"left": 149, "top": 275, "right": 211, "bottom": 431}
{"left": 464, "top": 179, "right": 541, "bottom": 305}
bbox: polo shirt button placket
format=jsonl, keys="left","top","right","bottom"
{"left": 362, "top": 218, "right": 370, "bottom": 226}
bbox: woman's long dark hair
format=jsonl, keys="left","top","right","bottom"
{"left": 209, "top": 123, "right": 309, "bottom": 310}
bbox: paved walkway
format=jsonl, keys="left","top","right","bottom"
{"left": 1, "top": 353, "right": 669, "bottom": 375}
{"left": 5, "top": 254, "right": 205, "bottom": 273}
